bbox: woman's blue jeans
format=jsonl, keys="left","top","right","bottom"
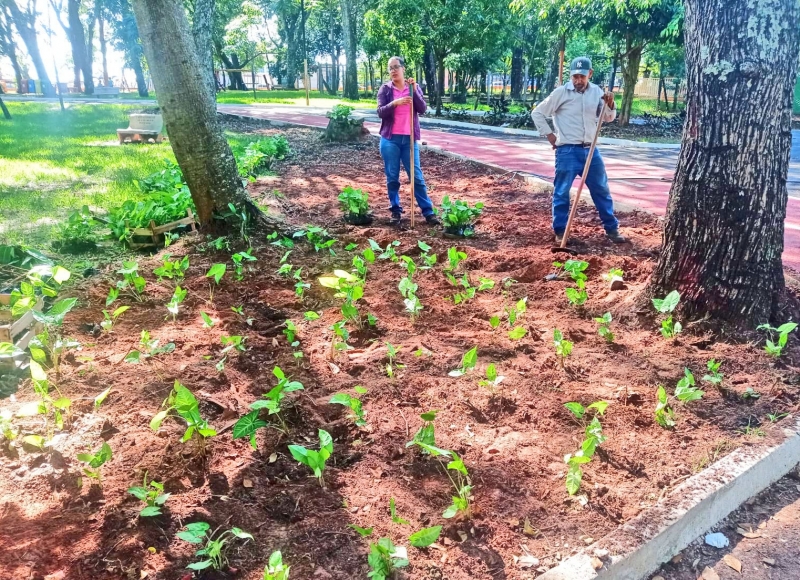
{"left": 552, "top": 145, "right": 619, "bottom": 234}
{"left": 379, "top": 135, "right": 434, "bottom": 217}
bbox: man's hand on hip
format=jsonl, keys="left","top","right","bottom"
{"left": 546, "top": 133, "right": 557, "bottom": 149}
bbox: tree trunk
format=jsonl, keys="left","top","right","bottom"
{"left": 192, "top": 0, "right": 216, "bottom": 101}
{"left": 229, "top": 53, "right": 246, "bottom": 90}
{"left": 510, "top": 46, "right": 523, "bottom": 100}
{"left": 543, "top": 39, "right": 559, "bottom": 95}
{"left": 67, "top": 0, "right": 94, "bottom": 94}
{"left": 436, "top": 54, "right": 445, "bottom": 116}
{"left": 340, "top": 0, "right": 358, "bottom": 100}
{"left": 6, "top": 1, "right": 55, "bottom": 96}
{"left": 130, "top": 50, "right": 149, "bottom": 96}
{"left": 609, "top": 44, "right": 619, "bottom": 92}
{"left": 423, "top": 42, "right": 437, "bottom": 109}
{"left": 98, "top": 2, "right": 109, "bottom": 85}
{"left": 0, "top": 95, "right": 10, "bottom": 119}
{"left": 131, "top": 0, "right": 251, "bottom": 224}
{"left": 650, "top": 0, "right": 800, "bottom": 326}
{"left": 0, "top": 7, "right": 23, "bottom": 92}
{"left": 619, "top": 42, "right": 641, "bottom": 126}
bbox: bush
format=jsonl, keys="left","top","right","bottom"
{"left": 56, "top": 205, "right": 103, "bottom": 252}
{"left": 108, "top": 190, "right": 196, "bottom": 240}
{"left": 439, "top": 196, "right": 484, "bottom": 237}
{"left": 327, "top": 104, "right": 355, "bottom": 121}
{"left": 235, "top": 136, "right": 291, "bottom": 178}
{"left": 338, "top": 186, "right": 369, "bottom": 217}
{"left": 137, "top": 159, "right": 186, "bottom": 195}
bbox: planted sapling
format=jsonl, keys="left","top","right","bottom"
{"left": 21, "top": 360, "right": 72, "bottom": 434}
{"left": 128, "top": 472, "right": 171, "bottom": 517}
{"left": 442, "top": 452, "right": 473, "bottom": 519}
{"left": 563, "top": 400, "right": 608, "bottom": 426}
{"left": 390, "top": 497, "right": 410, "bottom": 525}
{"left": 602, "top": 268, "right": 624, "bottom": 284}
{"left": 29, "top": 297, "right": 80, "bottom": 376}
{"left": 757, "top": 322, "right": 798, "bottom": 358}
{"left": 478, "top": 363, "right": 505, "bottom": 395}
{"left": 702, "top": 359, "right": 723, "bottom": 385}
{"left": 153, "top": 254, "right": 189, "bottom": 285}
{"left": 124, "top": 329, "right": 176, "bottom": 364}
{"left": 741, "top": 387, "right": 761, "bottom": 401}
{"left": 231, "top": 249, "right": 257, "bottom": 281}
{"left": 594, "top": 312, "right": 614, "bottom": 343}
{"left": 449, "top": 346, "right": 478, "bottom": 377}
{"left": 367, "top": 537, "right": 409, "bottom": 580}
{"left": 408, "top": 526, "right": 443, "bottom": 548}
{"left": 177, "top": 522, "right": 253, "bottom": 571}
{"left": 338, "top": 185, "right": 370, "bottom": 223}
{"left": 263, "top": 551, "right": 290, "bottom": 580}
{"left": 368, "top": 238, "right": 401, "bottom": 262}
{"left": 330, "top": 386, "right": 368, "bottom": 427}
{"left": 406, "top": 410, "right": 440, "bottom": 453}
{"left": 100, "top": 305, "right": 130, "bottom": 332}
{"left": 288, "top": 428, "right": 333, "bottom": 486}
{"left": 674, "top": 368, "right": 704, "bottom": 403}
{"left": 77, "top": 441, "right": 112, "bottom": 483}
{"left": 652, "top": 290, "right": 682, "bottom": 338}
{"left": 439, "top": 196, "right": 484, "bottom": 237}
{"left": 116, "top": 261, "right": 147, "bottom": 302}
{"left": 654, "top": 385, "right": 675, "bottom": 428}
{"left": 444, "top": 246, "right": 467, "bottom": 273}
{"left": 553, "top": 329, "right": 573, "bottom": 369}
{"left": 417, "top": 240, "right": 437, "bottom": 269}
{"left": 166, "top": 286, "right": 187, "bottom": 321}
{"left": 385, "top": 343, "right": 403, "bottom": 378}
{"left": 206, "top": 263, "right": 226, "bottom": 302}
{"left": 235, "top": 366, "right": 305, "bottom": 442}
{"left": 150, "top": 381, "right": 217, "bottom": 448}
{"left": 564, "top": 416, "right": 606, "bottom": 495}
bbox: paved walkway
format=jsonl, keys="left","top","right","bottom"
{"left": 220, "top": 104, "right": 800, "bottom": 271}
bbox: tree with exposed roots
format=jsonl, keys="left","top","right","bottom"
{"left": 131, "top": 0, "right": 263, "bottom": 224}
{"left": 650, "top": 0, "right": 800, "bottom": 326}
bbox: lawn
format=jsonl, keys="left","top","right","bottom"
{"left": 215, "top": 89, "right": 376, "bottom": 108}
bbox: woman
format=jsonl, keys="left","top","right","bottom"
{"left": 376, "top": 56, "right": 440, "bottom": 226}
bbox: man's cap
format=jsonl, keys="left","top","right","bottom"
{"left": 570, "top": 57, "right": 592, "bottom": 76}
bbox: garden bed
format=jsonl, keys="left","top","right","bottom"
{"left": 1, "top": 126, "right": 799, "bottom": 580}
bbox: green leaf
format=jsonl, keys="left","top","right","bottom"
{"left": 348, "top": 524, "right": 373, "bottom": 537}
{"left": 33, "top": 298, "right": 78, "bottom": 326}
{"left": 200, "top": 312, "right": 214, "bottom": 328}
{"left": 231, "top": 527, "right": 254, "bottom": 540}
{"left": 442, "top": 503, "right": 459, "bottom": 519}
{"left": 489, "top": 316, "right": 500, "bottom": 329}
{"left": 233, "top": 411, "right": 268, "bottom": 449}
{"left": 390, "top": 497, "right": 410, "bottom": 525}
{"left": 330, "top": 393, "right": 353, "bottom": 406}
{"left": 508, "top": 326, "right": 527, "bottom": 340}
{"left": 94, "top": 387, "right": 112, "bottom": 409}
{"left": 461, "top": 346, "right": 477, "bottom": 371}
{"left": 128, "top": 486, "right": 148, "bottom": 500}
{"left": 23, "top": 434, "right": 45, "bottom": 449}
{"left": 186, "top": 560, "right": 213, "bottom": 570}
{"left": 652, "top": 290, "right": 680, "bottom": 313}
{"left": 586, "top": 401, "right": 608, "bottom": 416}
{"left": 564, "top": 402, "right": 585, "bottom": 420}
{"left": 51, "top": 265, "right": 71, "bottom": 284}
{"left": 409, "top": 525, "right": 442, "bottom": 547}
{"left": 206, "top": 263, "right": 226, "bottom": 284}
{"left": 139, "top": 506, "right": 163, "bottom": 517}
{"left": 566, "top": 463, "right": 583, "bottom": 495}
{"left": 150, "top": 409, "right": 170, "bottom": 431}
{"left": 304, "top": 311, "right": 320, "bottom": 321}
{"left": 124, "top": 350, "right": 141, "bottom": 364}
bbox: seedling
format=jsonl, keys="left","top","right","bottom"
{"left": 508, "top": 326, "right": 527, "bottom": 340}
{"left": 221, "top": 335, "right": 247, "bottom": 355}
{"left": 367, "top": 537, "right": 409, "bottom": 580}
{"left": 441, "top": 452, "right": 473, "bottom": 519}
{"left": 304, "top": 311, "right": 320, "bottom": 321}
{"left": 77, "top": 441, "right": 112, "bottom": 482}
{"left": 150, "top": 381, "right": 217, "bottom": 449}
{"left": 201, "top": 312, "right": 215, "bottom": 328}
{"left": 478, "top": 363, "right": 505, "bottom": 395}
{"left": 757, "top": 322, "right": 798, "bottom": 358}
{"left": 768, "top": 412, "right": 789, "bottom": 423}
{"left": 439, "top": 196, "right": 483, "bottom": 236}
{"left": 29, "top": 297, "right": 80, "bottom": 376}
{"left": 235, "top": 366, "right": 305, "bottom": 441}
{"left": 206, "top": 263, "right": 226, "bottom": 302}
{"left": 293, "top": 225, "right": 337, "bottom": 254}
{"left": 231, "top": 249, "right": 257, "bottom": 281}
{"left": 288, "top": 428, "right": 333, "bottom": 485}
{"left": 100, "top": 305, "right": 130, "bottom": 332}
{"left": 116, "top": 261, "right": 147, "bottom": 302}
{"left": 153, "top": 254, "right": 189, "bottom": 284}
{"left": 417, "top": 240, "right": 437, "bottom": 269}
{"left": 19, "top": 360, "right": 72, "bottom": 434}
{"left": 177, "top": 522, "right": 253, "bottom": 571}
{"left": 406, "top": 410, "right": 439, "bottom": 452}
{"left": 654, "top": 385, "right": 676, "bottom": 428}
{"left": 329, "top": 386, "right": 368, "bottom": 427}
{"left": 166, "top": 286, "right": 187, "bottom": 321}
{"left": 505, "top": 297, "right": 527, "bottom": 327}
{"left": 330, "top": 319, "right": 351, "bottom": 355}
{"left": 564, "top": 416, "right": 606, "bottom": 495}
{"left": 444, "top": 246, "right": 467, "bottom": 273}
{"left": 553, "top": 329, "right": 573, "bottom": 368}
{"left": 293, "top": 268, "right": 311, "bottom": 299}
{"left": 738, "top": 419, "right": 765, "bottom": 438}
{"left": 652, "top": 290, "right": 682, "bottom": 338}
{"left": 348, "top": 524, "right": 374, "bottom": 537}
{"left": 449, "top": 346, "right": 477, "bottom": 377}
{"left": 368, "top": 238, "right": 401, "bottom": 262}
{"left": 554, "top": 259, "right": 589, "bottom": 307}
{"left": 263, "top": 551, "right": 290, "bottom": 580}
{"left": 702, "top": 359, "right": 723, "bottom": 385}
{"left": 338, "top": 185, "right": 370, "bottom": 219}
{"left": 390, "top": 497, "right": 410, "bottom": 525}
{"left": 128, "top": 472, "right": 171, "bottom": 517}
{"left": 124, "top": 330, "right": 175, "bottom": 364}
{"left": 594, "top": 312, "right": 614, "bottom": 343}
{"left": 675, "top": 368, "right": 704, "bottom": 403}
{"left": 602, "top": 268, "right": 624, "bottom": 283}
{"left": 385, "top": 343, "right": 403, "bottom": 378}
{"left": 563, "top": 400, "right": 608, "bottom": 426}
{"left": 741, "top": 387, "right": 761, "bottom": 400}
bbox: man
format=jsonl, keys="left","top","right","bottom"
{"left": 531, "top": 57, "right": 627, "bottom": 244}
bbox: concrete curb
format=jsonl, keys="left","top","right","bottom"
{"left": 539, "top": 419, "right": 800, "bottom": 580}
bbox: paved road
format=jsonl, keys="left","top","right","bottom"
{"left": 219, "top": 104, "right": 800, "bottom": 271}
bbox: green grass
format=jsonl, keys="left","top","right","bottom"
{"left": 215, "top": 89, "right": 375, "bottom": 108}
{"left": 0, "top": 102, "right": 175, "bottom": 246}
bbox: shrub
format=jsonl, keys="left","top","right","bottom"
{"left": 439, "top": 196, "right": 483, "bottom": 236}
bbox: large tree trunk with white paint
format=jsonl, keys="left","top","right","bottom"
{"left": 650, "top": 0, "right": 800, "bottom": 326}
{"left": 131, "top": 0, "right": 253, "bottom": 224}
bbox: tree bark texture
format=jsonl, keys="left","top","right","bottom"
{"left": 5, "top": 0, "right": 55, "bottom": 96}
{"left": 510, "top": 46, "right": 523, "bottom": 100}
{"left": 67, "top": 0, "right": 94, "bottom": 94}
{"left": 651, "top": 0, "right": 800, "bottom": 326}
{"left": 618, "top": 41, "right": 641, "bottom": 126}
{"left": 435, "top": 54, "right": 445, "bottom": 116}
{"left": 423, "top": 42, "right": 437, "bottom": 108}
{"left": 131, "top": 0, "right": 248, "bottom": 224}
{"left": 191, "top": 0, "right": 215, "bottom": 101}
{"left": 339, "top": 0, "right": 358, "bottom": 100}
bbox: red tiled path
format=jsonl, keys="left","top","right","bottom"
{"left": 220, "top": 105, "right": 800, "bottom": 271}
